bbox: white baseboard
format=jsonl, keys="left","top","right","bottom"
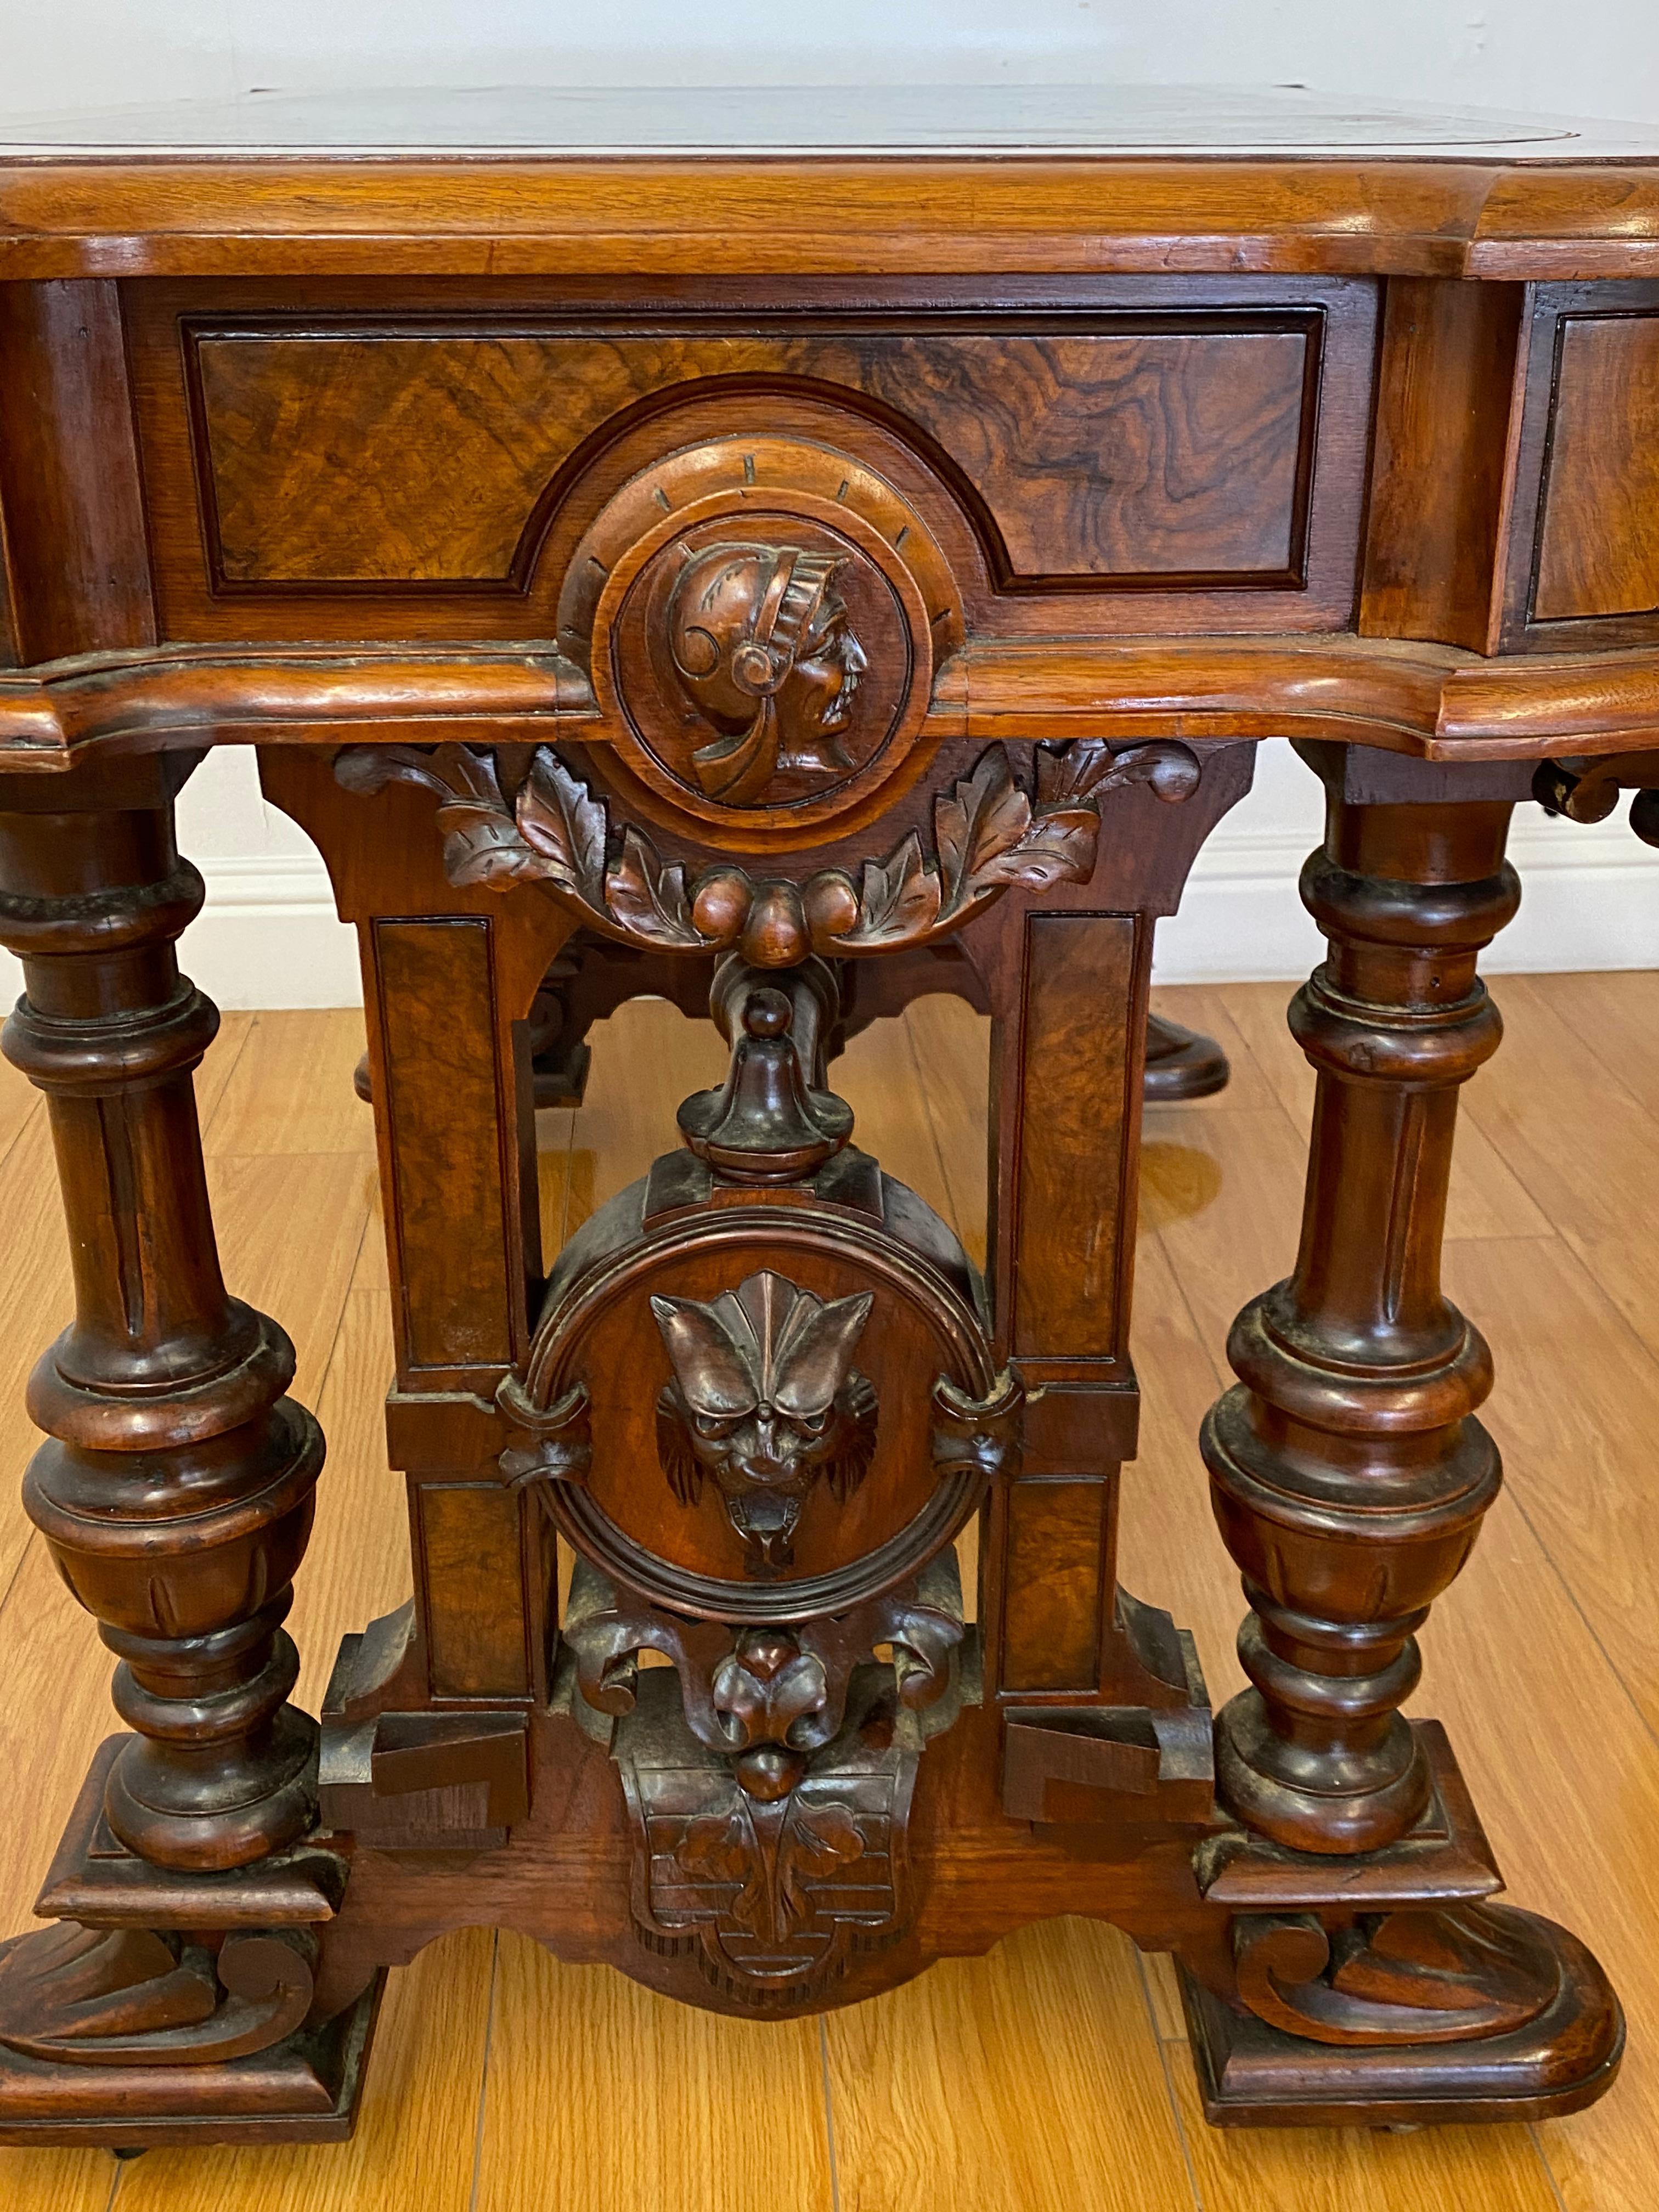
{"left": 0, "top": 817, "right": 1651, "bottom": 1011}
{"left": 1153, "top": 812, "right": 1659, "bottom": 984}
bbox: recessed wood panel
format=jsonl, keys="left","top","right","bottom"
{"left": 1011, "top": 913, "right": 1136, "bottom": 1360}
{"left": 417, "top": 1482, "right": 529, "bottom": 1699}
{"left": 1000, "top": 1477, "right": 1107, "bottom": 1692}
{"left": 1533, "top": 314, "right": 1659, "bottom": 623}
{"left": 185, "top": 318, "right": 1318, "bottom": 591}
{"left": 375, "top": 918, "right": 514, "bottom": 1373}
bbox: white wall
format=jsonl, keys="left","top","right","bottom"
{"left": 3, "top": 6, "right": 1658, "bottom": 1002}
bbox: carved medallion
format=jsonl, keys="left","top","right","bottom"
{"left": 647, "top": 533, "right": 884, "bottom": 806}
{"left": 557, "top": 437, "right": 963, "bottom": 838}
{"left": 652, "top": 1270, "right": 878, "bottom": 1579}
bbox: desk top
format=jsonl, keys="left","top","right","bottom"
{"left": 1, "top": 86, "right": 1657, "bottom": 284}
{"left": 0, "top": 85, "right": 1656, "bottom": 160}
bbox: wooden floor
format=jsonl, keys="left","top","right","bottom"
{"left": 0, "top": 973, "right": 1656, "bottom": 2209}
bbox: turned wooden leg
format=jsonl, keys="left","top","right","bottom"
{"left": 1203, "top": 759, "right": 1516, "bottom": 1854}
{"left": 0, "top": 766, "right": 322, "bottom": 1871}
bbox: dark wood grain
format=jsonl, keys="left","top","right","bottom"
{"left": 122, "top": 276, "right": 1377, "bottom": 645}
{"left": 0, "top": 280, "right": 155, "bottom": 661}
{"left": 1497, "top": 278, "right": 1659, "bottom": 651}
{"left": 1360, "top": 276, "right": 1524, "bottom": 652}
{"left": 1532, "top": 313, "right": 1659, "bottom": 622}
{"left": 1009, "top": 913, "right": 1136, "bottom": 1362}
{"left": 374, "top": 919, "right": 516, "bottom": 1376}
{"left": 187, "top": 320, "right": 1319, "bottom": 590}
{"left": 997, "top": 1480, "right": 1107, "bottom": 1692}
{"left": 415, "top": 1483, "right": 532, "bottom": 1701}
{"left": 0, "top": 109, "right": 1642, "bottom": 2147}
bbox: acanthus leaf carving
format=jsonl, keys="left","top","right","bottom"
{"left": 604, "top": 826, "right": 703, "bottom": 950}
{"left": 335, "top": 743, "right": 544, "bottom": 889}
{"left": 334, "top": 736, "right": 1200, "bottom": 968}
{"left": 514, "top": 748, "right": 610, "bottom": 904}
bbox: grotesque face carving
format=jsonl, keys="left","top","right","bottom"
{"left": 666, "top": 544, "right": 869, "bottom": 808}
{"left": 651, "top": 1271, "right": 878, "bottom": 1578}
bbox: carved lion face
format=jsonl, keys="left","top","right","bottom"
{"left": 651, "top": 1271, "right": 878, "bottom": 1577}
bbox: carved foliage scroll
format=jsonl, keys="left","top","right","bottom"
{"left": 334, "top": 737, "right": 1200, "bottom": 969}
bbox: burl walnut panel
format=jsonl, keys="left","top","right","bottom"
{"left": 1009, "top": 912, "right": 1136, "bottom": 1362}
{"left": 998, "top": 1477, "right": 1109, "bottom": 1692}
{"left": 190, "top": 322, "right": 1315, "bottom": 588}
{"left": 372, "top": 919, "right": 516, "bottom": 1376}
{"left": 1532, "top": 314, "right": 1659, "bottom": 623}
{"left": 416, "top": 1482, "right": 532, "bottom": 1702}
{"left": 1498, "top": 279, "right": 1659, "bottom": 652}
{"left": 119, "top": 277, "right": 1378, "bottom": 642}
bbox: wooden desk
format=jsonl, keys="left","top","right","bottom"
{"left": 0, "top": 85, "right": 1651, "bottom": 2147}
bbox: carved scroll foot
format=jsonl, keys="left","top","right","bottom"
{"left": 1175, "top": 1725, "right": 1623, "bottom": 2125}
{"left": 1179, "top": 1910, "right": 1622, "bottom": 2128}
{"left": 0, "top": 1738, "right": 383, "bottom": 2148}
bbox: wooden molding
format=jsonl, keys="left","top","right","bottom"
{"left": 7, "top": 634, "right": 1659, "bottom": 768}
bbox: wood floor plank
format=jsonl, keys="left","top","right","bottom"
{"left": 1141, "top": 1105, "right": 1307, "bottom": 1371}
{"left": 191, "top": 1009, "right": 256, "bottom": 1135}
{"left": 0, "top": 1541, "right": 124, "bottom": 1937}
{"left": 899, "top": 996, "right": 990, "bottom": 1264}
{"left": 1199, "top": 977, "right": 1555, "bottom": 1243}
{"left": 562, "top": 1000, "right": 727, "bottom": 1238}
{"left": 1166, "top": 2038, "right": 1562, "bottom": 2212}
{"left": 1118, "top": 1230, "right": 1242, "bottom": 1702}
{"left": 1531, "top": 967, "right": 1659, "bottom": 1105}
{"left": 1149, "top": 984, "right": 1286, "bottom": 1119}
{"left": 0, "top": 1116, "right": 77, "bottom": 1605}
{"left": 534, "top": 1104, "right": 577, "bottom": 1267}
{"left": 289, "top": 1286, "right": 413, "bottom": 1717}
{"left": 206, "top": 1152, "right": 374, "bottom": 1410}
{"left": 1460, "top": 974, "right": 1658, "bottom": 1246}
{"left": 0, "top": 2147, "right": 112, "bottom": 2212}
{"left": 822, "top": 1918, "right": 1198, "bottom": 2212}
{"left": 0, "top": 1049, "right": 40, "bottom": 1170}
{"left": 472, "top": 1930, "right": 834, "bottom": 2212}
{"left": 203, "top": 1009, "right": 373, "bottom": 1159}
{"left": 112, "top": 1927, "right": 496, "bottom": 2212}
{"left": 836, "top": 1014, "right": 960, "bottom": 1234}
{"left": 1443, "top": 1233, "right": 1659, "bottom": 1742}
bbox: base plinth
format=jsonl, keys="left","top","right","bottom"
{"left": 0, "top": 1974, "right": 385, "bottom": 2149}
{"left": 1178, "top": 1914, "right": 1623, "bottom": 2127}
{"left": 0, "top": 1737, "right": 385, "bottom": 2147}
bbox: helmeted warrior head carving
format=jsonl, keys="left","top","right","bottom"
{"left": 651, "top": 1269, "right": 878, "bottom": 1578}
{"left": 665, "top": 543, "right": 868, "bottom": 807}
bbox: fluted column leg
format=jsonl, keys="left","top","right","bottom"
{"left": 0, "top": 767, "right": 322, "bottom": 1871}
{"left": 1202, "top": 759, "right": 1516, "bottom": 1854}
